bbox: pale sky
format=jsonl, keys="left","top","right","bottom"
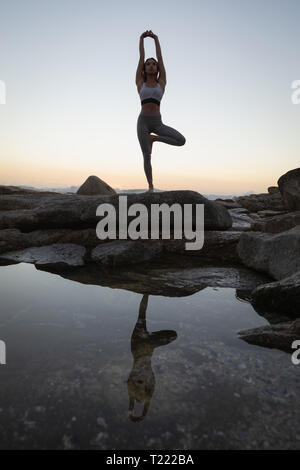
{"left": 0, "top": 0, "right": 299, "bottom": 193}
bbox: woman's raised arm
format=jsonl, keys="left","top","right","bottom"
{"left": 135, "top": 32, "right": 148, "bottom": 85}
{"left": 149, "top": 32, "right": 166, "bottom": 84}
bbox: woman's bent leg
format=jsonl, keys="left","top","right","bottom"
{"left": 152, "top": 121, "right": 186, "bottom": 146}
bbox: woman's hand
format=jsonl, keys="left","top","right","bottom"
{"left": 148, "top": 31, "right": 158, "bottom": 40}
{"left": 140, "top": 30, "right": 158, "bottom": 40}
{"left": 140, "top": 30, "right": 151, "bottom": 39}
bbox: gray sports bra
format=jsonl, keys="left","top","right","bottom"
{"left": 139, "top": 82, "right": 163, "bottom": 106}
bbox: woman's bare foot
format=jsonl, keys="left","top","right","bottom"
{"left": 146, "top": 185, "right": 154, "bottom": 193}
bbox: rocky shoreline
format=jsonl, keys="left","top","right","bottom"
{"left": 1, "top": 169, "right": 300, "bottom": 353}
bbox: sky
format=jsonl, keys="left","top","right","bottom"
{"left": 0, "top": 0, "right": 299, "bottom": 194}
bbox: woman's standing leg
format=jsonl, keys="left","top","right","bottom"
{"left": 137, "top": 114, "right": 153, "bottom": 189}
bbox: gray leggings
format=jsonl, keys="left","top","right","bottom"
{"left": 137, "top": 110, "right": 186, "bottom": 185}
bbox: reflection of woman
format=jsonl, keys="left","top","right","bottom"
{"left": 127, "top": 294, "right": 177, "bottom": 422}
{"left": 136, "top": 30, "right": 186, "bottom": 193}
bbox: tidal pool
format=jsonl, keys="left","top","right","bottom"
{"left": 0, "top": 262, "right": 299, "bottom": 450}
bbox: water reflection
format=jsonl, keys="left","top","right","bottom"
{"left": 127, "top": 294, "right": 177, "bottom": 422}
{"left": 1, "top": 263, "right": 300, "bottom": 449}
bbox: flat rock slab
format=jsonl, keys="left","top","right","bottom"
{"left": 0, "top": 228, "right": 71, "bottom": 254}
{"left": 91, "top": 240, "right": 163, "bottom": 266}
{"left": 0, "top": 227, "right": 242, "bottom": 264}
{"left": 37, "top": 261, "right": 271, "bottom": 297}
{"left": 0, "top": 227, "right": 113, "bottom": 255}
{"left": 251, "top": 211, "right": 300, "bottom": 233}
{"left": 0, "top": 243, "right": 86, "bottom": 267}
{"left": 146, "top": 266, "right": 271, "bottom": 291}
{"left": 163, "top": 230, "right": 242, "bottom": 262}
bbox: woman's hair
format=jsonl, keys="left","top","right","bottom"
{"left": 142, "top": 57, "right": 160, "bottom": 82}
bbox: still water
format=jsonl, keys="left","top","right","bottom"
{"left": 0, "top": 262, "right": 299, "bottom": 449}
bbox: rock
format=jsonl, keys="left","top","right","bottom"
{"left": 55, "top": 228, "right": 101, "bottom": 247}
{"left": 278, "top": 168, "right": 300, "bottom": 210}
{"left": 237, "top": 226, "right": 300, "bottom": 280}
{"left": 235, "top": 289, "right": 253, "bottom": 303}
{"left": 268, "top": 186, "right": 280, "bottom": 195}
{"left": 256, "top": 210, "right": 286, "bottom": 217}
{"left": 0, "top": 228, "right": 104, "bottom": 254}
{"left": 0, "top": 228, "right": 71, "bottom": 254}
{"left": 214, "top": 199, "right": 241, "bottom": 209}
{"left": 251, "top": 211, "right": 300, "bottom": 233}
{"left": 251, "top": 271, "right": 300, "bottom": 318}
{"left": 0, "top": 185, "right": 57, "bottom": 195}
{"left": 36, "top": 259, "right": 271, "bottom": 297}
{"left": 230, "top": 208, "right": 250, "bottom": 214}
{"left": 0, "top": 190, "right": 232, "bottom": 232}
{"left": 234, "top": 192, "right": 285, "bottom": 212}
{"left": 142, "top": 266, "right": 271, "bottom": 291}
{"left": 77, "top": 175, "right": 116, "bottom": 196}
{"left": 91, "top": 240, "right": 163, "bottom": 266}
{"left": 228, "top": 208, "right": 255, "bottom": 231}
{"left": 238, "top": 319, "right": 300, "bottom": 353}
{"left": 86, "top": 191, "right": 233, "bottom": 232}
{"left": 163, "top": 230, "right": 242, "bottom": 262}
{"left": 0, "top": 243, "right": 86, "bottom": 267}
{"left": 235, "top": 290, "right": 292, "bottom": 326}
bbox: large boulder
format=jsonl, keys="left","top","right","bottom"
{"left": 77, "top": 175, "right": 116, "bottom": 196}
{"left": 237, "top": 225, "right": 300, "bottom": 280}
{"left": 0, "top": 190, "right": 232, "bottom": 232}
{"left": 83, "top": 190, "right": 233, "bottom": 232}
{"left": 278, "top": 168, "right": 300, "bottom": 210}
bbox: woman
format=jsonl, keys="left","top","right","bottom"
{"left": 136, "top": 30, "right": 186, "bottom": 192}
{"left": 127, "top": 294, "right": 177, "bottom": 422}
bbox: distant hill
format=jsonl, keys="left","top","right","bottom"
{"left": 19, "top": 185, "right": 80, "bottom": 194}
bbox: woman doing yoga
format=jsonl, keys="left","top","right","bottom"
{"left": 136, "top": 30, "right": 186, "bottom": 192}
